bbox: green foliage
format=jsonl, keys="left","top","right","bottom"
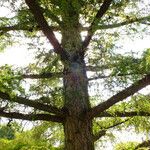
{"left": 115, "top": 140, "right": 150, "bottom": 150}
{"left": 106, "top": 94, "right": 150, "bottom": 133}
{"left": 115, "top": 141, "right": 138, "bottom": 150}
{"left": 0, "top": 31, "right": 13, "bottom": 52}
{"left": 0, "top": 122, "right": 64, "bottom": 150}
{"left": 108, "top": 94, "right": 150, "bottom": 114}
{"left": 31, "top": 122, "right": 64, "bottom": 147}
{"left": 141, "top": 48, "right": 150, "bottom": 72}
{"left": 0, "top": 65, "right": 24, "bottom": 95}
{"left": 0, "top": 125, "right": 15, "bottom": 140}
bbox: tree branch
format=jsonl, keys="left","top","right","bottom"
{"left": 88, "top": 72, "right": 145, "bottom": 81}
{"left": 22, "top": 72, "right": 62, "bottom": 79}
{"left": 98, "top": 111, "right": 150, "bottom": 118}
{"left": 82, "top": 8, "right": 150, "bottom": 52}
{"left": 93, "top": 130, "right": 106, "bottom": 142}
{"left": 0, "top": 110, "right": 64, "bottom": 123}
{"left": 1, "top": 14, "right": 149, "bottom": 34}
{"left": 0, "top": 91, "right": 64, "bottom": 116}
{"left": 106, "top": 119, "right": 129, "bottom": 129}
{"left": 93, "top": 119, "right": 129, "bottom": 141}
{"left": 135, "top": 140, "right": 150, "bottom": 149}
{"left": 25, "top": 0, "right": 69, "bottom": 60}
{"left": 0, "top": 24, "right": 61, "bottom": 34}
{"left": 1, "top": 15, "right": 149, "bottom": 36}
{"left": 86, "top": 65, "right": 112, "bottom": 72}
{"left": 82, "top": 0, "right": 113, "bottom": 51}
{"left": 1, "top": 14, "right": 149, "bottom": 36}
{"left": 43, "top": 8, "right": 62, "bottom": 25}
{"left": 88, "top": 74, "right": 150, "bottom": 118}
{"left": 90, "top": 15, "right": 150, "bottom": 30}
{"left": 0, "top": 25, "right": 37, "bottom": 33}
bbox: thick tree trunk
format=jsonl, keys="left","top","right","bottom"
{"left": 63, "top": 60, "right": 94, "bottom": 150}
{"left": 64, "top": 115, "right": 94, "bottom": 150}
{"left": 61, "top": 13, "right": 94, "bottom": 147}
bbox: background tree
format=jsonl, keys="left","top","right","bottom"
{"left": 0, "top": 0, "right": 150, "bottom": 149}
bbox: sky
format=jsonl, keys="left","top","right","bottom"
{"left": 0, "top": 45, "right": 34, "bottom": 66}
{"left": 1, "top": 1, "right": 150, "bottom": 150}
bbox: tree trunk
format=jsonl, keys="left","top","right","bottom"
{"left": 64, "top": 115, "right": 94, "bottom": 150}
{"left": 63, "top": 59, "right": 94, "bottom": 150}
{"left": 61, "top": 14, "right": 94, "bottom": 148}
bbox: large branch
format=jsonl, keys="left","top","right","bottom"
{"left": 82, "top": 0, "right": 113, "bottom": 51}
{"left": 0, "top": 91, "right": 64, "bottom": 116}
{"left": 88, "top": 74, "right": 150, "bottom": 118}
{"left": 25, "top": 0, "right": 68, "bottom": 60}
{"left": 0, "top": 110, "right": 64, "bottom": 123}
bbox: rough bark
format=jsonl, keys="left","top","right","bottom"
{"left": 64, "top": 115, "right": 94, "bottom": 150}
{"left": 61, "top": 15, "right": 94, "bottom": 148}
{"left": 63, "top": 59, "right": 94, "bottom": 150}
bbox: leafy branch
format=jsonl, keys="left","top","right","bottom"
{"left": 88, "top": 73, "right": 150, "bottom": 118}
{"left": 93, "top": 119, "right": 129, "bottom": 142}
{"left": 82, "top": 0, "right": 113, "bottom": 51}
{"left": 98, "top": 111, "right": 150, "bottom": 117}
{"left": 25, "top": 0, "right": 69, "bottom": 60}
{"left": 0, "top": 91, "right": 64, "bottom": 116}
{"left": 0, "top": 109, "right": 64, "bottom": 123}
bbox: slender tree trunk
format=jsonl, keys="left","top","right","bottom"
{"left": 63, "top": 59, "right": 94, "bottom": 150}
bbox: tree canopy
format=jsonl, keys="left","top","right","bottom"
{"left": 0, "top": 0, "right": 150, "bottom": 149}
